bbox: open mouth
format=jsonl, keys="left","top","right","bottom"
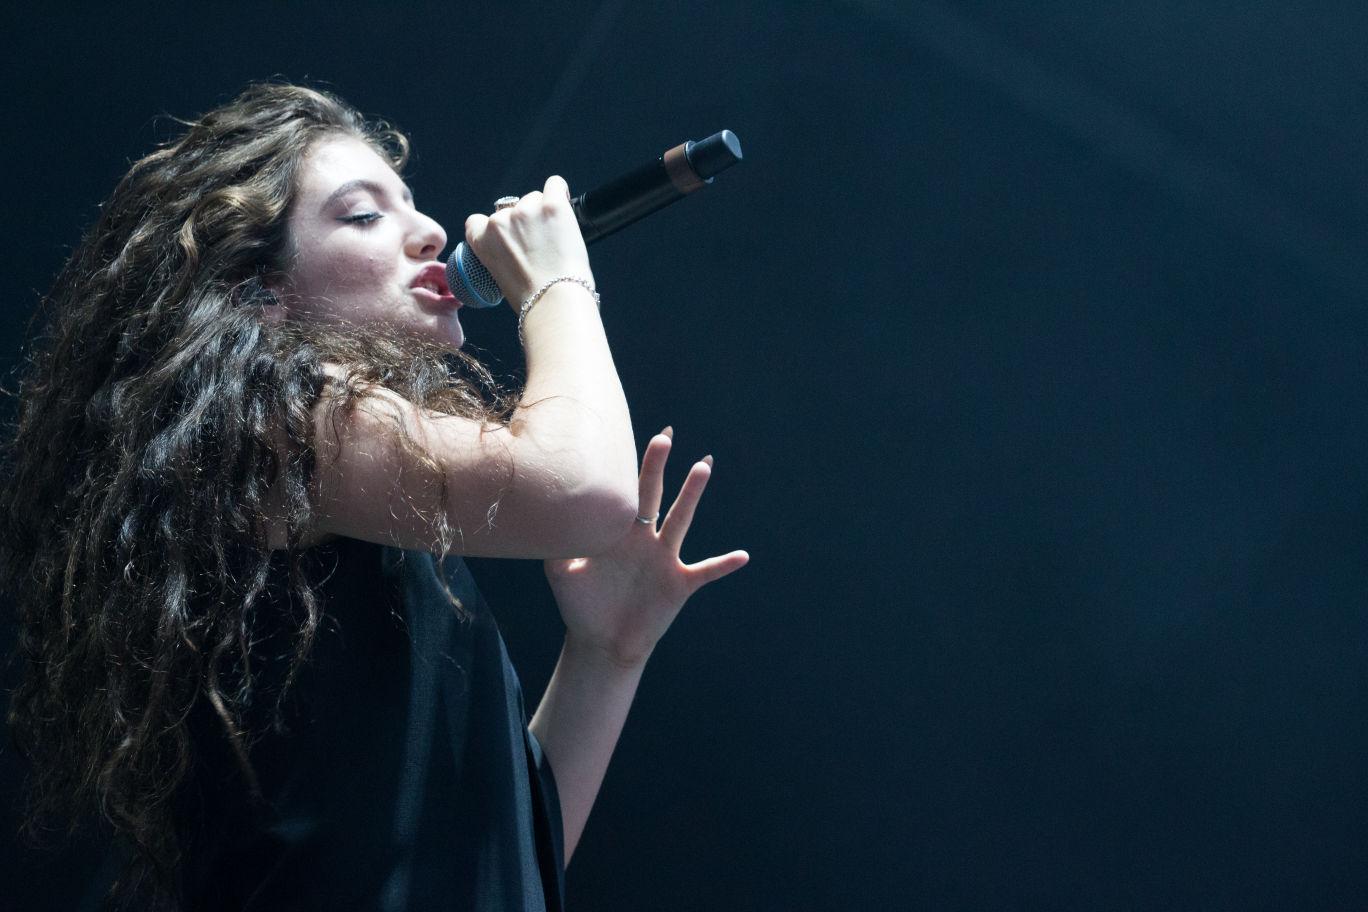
{"left": 411, "top": 264, "right": 456, "bottom": 303}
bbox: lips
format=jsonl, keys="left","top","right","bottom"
{"left": 410, "top": 263, "right": 455, "bottom": 301}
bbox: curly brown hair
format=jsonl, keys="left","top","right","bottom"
{"left": 0, "top": 83, "right": 510, "bottom": 907}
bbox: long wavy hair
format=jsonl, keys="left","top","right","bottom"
{"left": 0, "top": 83, "right": 511, "bottom": 907}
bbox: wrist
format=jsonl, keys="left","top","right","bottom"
{"left": 516, "top": 277, "right": 600, "bottom": 344}
{"left": 563, "top": 630, "right": 653, "bottom": 674}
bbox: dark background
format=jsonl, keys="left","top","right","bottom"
{"left": 4, "top": 1, "right": 1368, "bottom": 908}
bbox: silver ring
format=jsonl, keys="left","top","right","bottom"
{"left": 494, "top": 195, "right": 520, "bottom": 211}
{"left": 635, "top": 514, "right": 659, "bottom": 525}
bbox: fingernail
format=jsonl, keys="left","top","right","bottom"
{"left": 662, "top": 426, "right": 673, "bottom": 438}
{"left": 703, "top": 454, "right": 714, "bottom": 467}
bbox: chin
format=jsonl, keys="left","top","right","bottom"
{"left": 400, "top": 312, "right": 464, "bottom": 353}
{"left": 428, "top": 320, "right": 464, "bottom": 354}
{"left": 441, "top": 320, "right": 465, "bottom": 352}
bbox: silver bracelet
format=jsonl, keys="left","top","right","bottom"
{"left": 517, "top": 276, "right": 600, "bottom": 345}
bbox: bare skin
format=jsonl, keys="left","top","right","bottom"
{"left": 264, "top": 133, "right": 749, "bottom": 866}
{"left": 260, "top": 137, "right": 637, "bottom": 557}
{"left": 533, "top": 427, "right": 750, "bottom": 859}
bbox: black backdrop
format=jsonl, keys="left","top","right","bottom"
{"left": 4, "top": 2, "right": 1368, "bottom": 909}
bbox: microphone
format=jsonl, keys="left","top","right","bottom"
{"left": 446, "top": 130, "right": 743, "bottom": 308}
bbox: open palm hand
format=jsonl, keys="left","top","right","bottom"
{"left": 544, "top": 427, "right": 749, "bottom": 668}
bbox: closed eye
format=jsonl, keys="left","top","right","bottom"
{"left": 340, "top": 212, "right": 382, "bottom": 224}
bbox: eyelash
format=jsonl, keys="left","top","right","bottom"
{"left": 341, "top": 212, "right": 382, "bottom": 224}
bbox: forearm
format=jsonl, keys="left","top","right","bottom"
{"left": 511, "top": 285, "right": 638, "bottom": 539}
{"left": 528, "top": 634, "right": 647, "bottom": 863}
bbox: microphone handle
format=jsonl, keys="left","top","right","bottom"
{"left": 447, "top": 130, "right": 742, "bottom": 309}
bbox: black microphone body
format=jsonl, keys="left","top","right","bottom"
{"left": 572, "top": 158, "right": 684, "bottom": 246}
{"left": 446, "top": 130, "right": 742, "bottom": 308}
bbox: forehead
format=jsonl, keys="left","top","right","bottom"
{"left": 296, "top": 135, "right": 407, "bottom": 201}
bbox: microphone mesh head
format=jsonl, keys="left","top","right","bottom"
{"left": 446, "top": 242, "right": 504, "bottom": 308}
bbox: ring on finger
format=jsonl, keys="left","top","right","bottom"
{"left": 635, "top": 513, "right": 659, "bottom": 525}
{"left": 494, "top": 195, "right": 519, "bottom": 211}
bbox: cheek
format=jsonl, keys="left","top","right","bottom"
{"left": 329, "top": 252, "right": 388, "bottom": 292}
{"left": 292, "top": 235, "right": 391, "bottom": 298}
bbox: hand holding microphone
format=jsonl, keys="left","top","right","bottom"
{"left": 461, "top": 175, "right": 595, "bottom": 313}
{"left": 448, "top": 130, "right": 743, "bottom": 310}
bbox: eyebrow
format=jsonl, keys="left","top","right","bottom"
{"left": 321, "top": 178, "right": 415, "bottom": 211}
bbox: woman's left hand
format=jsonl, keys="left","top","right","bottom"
{"left": 544, "top": 427, "right": 750, "bottom": 669}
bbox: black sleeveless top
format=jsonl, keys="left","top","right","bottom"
{"left": 152, "top": 538, "right": 564, "bottom": 911}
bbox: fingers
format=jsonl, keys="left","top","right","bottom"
{"left": 467, "top": 189, "right": 543, "bottom": 235}
{"left": 464, "top": 212, "right": 489, "bottom": 246}
{"left": 660, "top": 456, "right": 713, "bottom": 553}
{"left": 684, "top": 550, "right": 750, "bottom": 589}
{"left": 463, "top": 175, "right": 589, "bottom": 305}
{"left": 481, "top": 176, "right": 567, "bottom": 218}
{"left": 642, "top": 429, "right": 748, "bottom": 591}
{"left": 495, "top": 190, "right": 542, "bottom": 220}
{"left": 544, "top": 174, "right": 572, "bottom": 202}
{"left": 471, "top": 175, "right": 568, "bottom": 229}
{"left": 636, "top": 427, "right": 672, "bottom": 528}
{"left": 490, "top": 177, "right": 570, "bottom": 221}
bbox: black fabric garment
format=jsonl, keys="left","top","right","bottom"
{"left": 87, "top": 538, "right": 565, "bottom": 911}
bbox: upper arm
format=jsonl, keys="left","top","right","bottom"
{"left": 297, "top": 382, "right": 636, "bottom": 559}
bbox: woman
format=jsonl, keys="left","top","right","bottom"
{"left": 1, "top": 83, "right": 747, "bottom": 910}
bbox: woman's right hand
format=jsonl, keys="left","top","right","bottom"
{"left": 463, "top": 174, "right": 594, "bottom": 309}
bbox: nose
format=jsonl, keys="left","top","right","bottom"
{"left": 406, "top": 210, "right": 448, "bottom": 261}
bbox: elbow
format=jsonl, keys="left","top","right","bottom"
{"left": 555, "top": 476, "right": 638, "bottom": 557}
